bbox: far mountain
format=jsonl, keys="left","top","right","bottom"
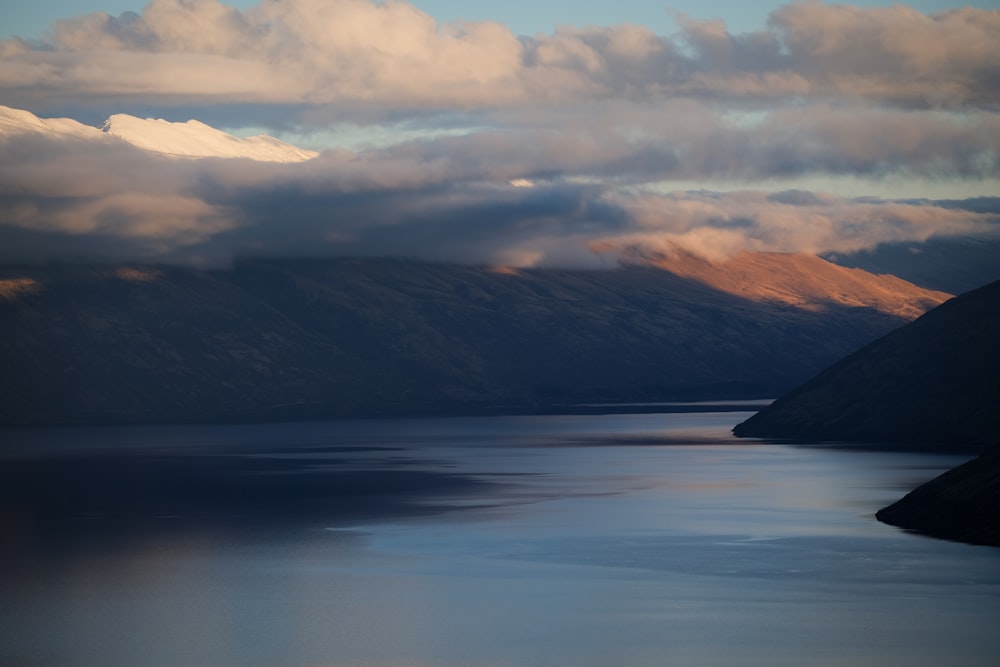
{"left": 0, "top": 254, "right": 947, "bottom": 426}
{"left": 0, "top": 104, "right": 317, "bottom": 162}
{"left": 825, "top": 232, "right": 1000, "bottom": 295}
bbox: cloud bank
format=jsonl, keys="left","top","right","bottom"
{"left": 0, "top": 1, "right": 998, "bottom": 268}
{"left": 1, "top": 109, "right": 996, "bottom": 267}
{"left": 3, "top": 0, "right": 998, "bottom": 113}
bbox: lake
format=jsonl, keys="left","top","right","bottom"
{"left": 2, "top": 407, "right": 998, "bottom": 667}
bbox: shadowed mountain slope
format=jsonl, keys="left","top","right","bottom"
{"left": 0, "top": 256, "right": 946, "bottom": 426}
{"left": 825, "top": 233, "right": 1000, "bottom": 295}
{"left": 733, "top": 279, "right": 1000, "bottom": 449}
{"left": 733, "top": 279, "right": 1000, "bottom": 545}
{"left": 875, "top": 446, "right": 1000, "bottom": 547}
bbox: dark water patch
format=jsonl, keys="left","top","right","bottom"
{"left": 0, "top": 447, "right": 505, "bottom": 566}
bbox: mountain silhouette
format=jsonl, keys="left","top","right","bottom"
{"left": 734, "top": 279, "right": 1000, "bottom": 450}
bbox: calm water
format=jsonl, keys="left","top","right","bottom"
{"left": 1, "top": 408, "right": 998, "bottom": 667}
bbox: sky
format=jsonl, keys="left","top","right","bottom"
{"left": 1, "top": 0, "right": 999, "bottom": 268}
{"left": 4, "top": 1, "right": 993, "bottom": 40}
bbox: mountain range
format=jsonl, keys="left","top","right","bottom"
{"left": 0, "top": 104, "right": 317, "bottom": 162}
{"left": 2, "top": 103, "right": 997, "bottom": 544}
{"left": 0, "top": 253, "right": 948, "bottom": 426}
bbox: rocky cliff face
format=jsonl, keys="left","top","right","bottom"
{"left": 0, "top": 255, "right": 946, "bottom": 426}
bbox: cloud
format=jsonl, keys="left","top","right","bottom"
{"left": 592, "top": 190, "right": 998, "bottom": 263}
{"left": 2, "top": 1, "right": 998, "bottom": 117}
{"left": 2, "top": 120, "right": 997, "bottom": 268}
{"left": 329, "top": 100, "right": 999, "bottom": 191}
{"left": 676, "top": 105, "right": 1000, "bottom": 180}
{"left": 768, "top": 3, "right": 1000, "bottom": 107}
{"left": 0, "top": 2, "right": 998, "bottom": 270}
{"left": 2, "top": 0, "right": 524, "bottom": 114}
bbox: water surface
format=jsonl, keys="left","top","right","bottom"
{"left": 1, "top": 410, "right": 997, "bottom": 666}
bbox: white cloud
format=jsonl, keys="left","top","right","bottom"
{"left": 1, "top": 1, "right": 997, "bottom": 114}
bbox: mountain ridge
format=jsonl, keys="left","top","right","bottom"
{"left": 624, "top": 247, "right": 948, "bottom": 319}
{"left": 875, "top": 446, "right": 1000, "bottom": 546}
{"left": 733, "top": 279, "right": 1000, "bottom": 450}
{"left": 0, "top": 104, "right": 317, "bottom": 163}
{"left": 0, "top": 254, "right": 948, "bottom": 426}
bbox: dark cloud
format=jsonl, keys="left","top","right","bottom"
{"left": 2, "top": 121, "right": 997, "bottom": 268}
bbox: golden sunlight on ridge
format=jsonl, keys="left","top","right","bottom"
{"left": 637, "top": 248, "right": 951, "bottom": 319}
{"left": 0, "top": 278, "right": 41, "bottom": 301}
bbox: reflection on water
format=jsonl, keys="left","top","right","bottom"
{"left": 1, "top": 411, "right": 998, "bottom": 667}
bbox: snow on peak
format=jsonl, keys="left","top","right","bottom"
{"left": 0, "top": 104, "right": 317, "bottom": 163}
{"left": 101, "top": 114, "right": 318, "bottom": 163}
{"left": 0, "top": 104, "right": 103, "bottom": 140}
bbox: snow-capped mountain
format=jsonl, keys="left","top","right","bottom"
{"left": 101, "top": 114, "right": 318, "bottom": 162}
{"left": 0, "top": 105, "right": 317, "bottom": 163}
{"left": 0, "top": 104, "right": 103, "bottom": 140}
